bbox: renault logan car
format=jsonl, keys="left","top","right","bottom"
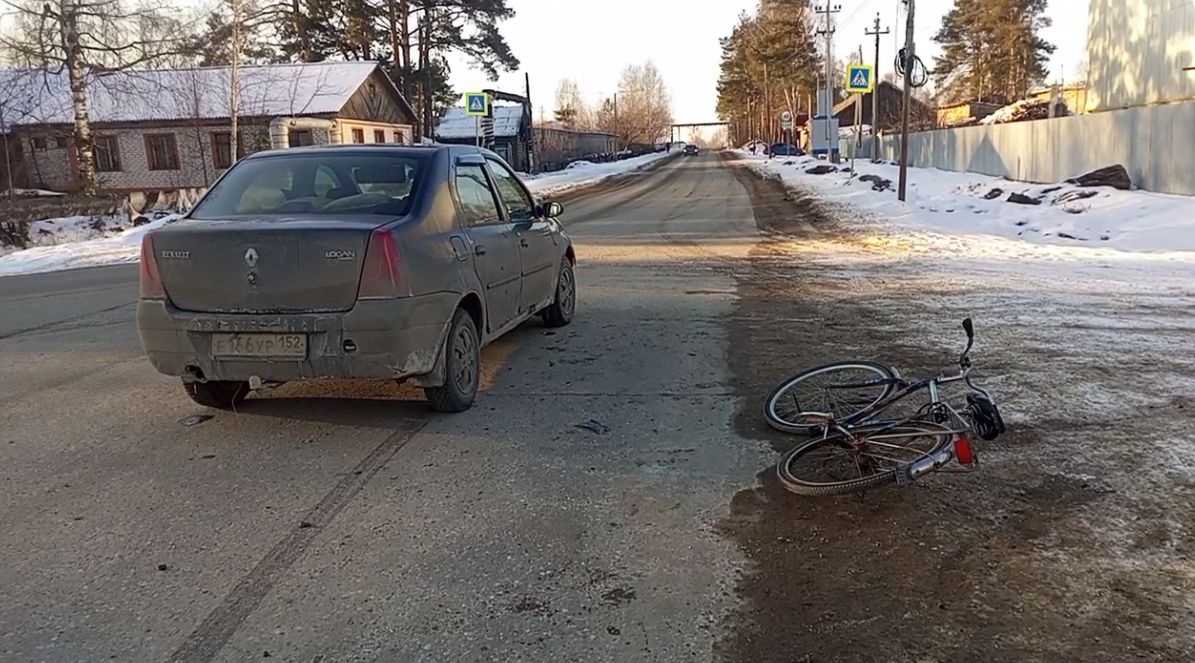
{"left": 137, "top": 144, "right": 576, "bottom": 413}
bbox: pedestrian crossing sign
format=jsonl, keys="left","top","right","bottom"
{"left": 465, "top": 92, "right": 490, "bottom": 117}
{"left": 845, "top": 65, "right": 875, "bottom": 94}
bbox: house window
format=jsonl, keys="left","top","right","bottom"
{"left": 351, "top": 128, "right": 365, "bottom": 143}
{"left": 393, "top": 130, "right": 405, "bottom": 144}
{"left": 145, "top": 134, "right": 179, "bottom": 171}
{"left": 288, "top": 129, "right": 313, "bottom": 147}
{"left": 373, "top": 129, "right": 386, "bottom": 143}
{"left": 94, "top": 136, "right": 121, "bottom": 172}
{"left": 32, "top": 137, "right": 46, "bottom": 150}
{"left": 211, "top": 132, "right": 243, "bottom": 170}
{"left": 54, "top": 136, "right": 69, "bottom": 149}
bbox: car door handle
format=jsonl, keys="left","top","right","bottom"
{"left": 474, "top": 244, "right": 487, "bottom": 256}
{"left": 520, "top": 238, "right": 529, "bottom": 248}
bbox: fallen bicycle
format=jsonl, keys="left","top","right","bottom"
{"left": 763, "top": 318, "right": 1006, "bottom": 496}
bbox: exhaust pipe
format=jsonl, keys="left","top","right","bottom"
{"left": 184, "top": 365, "right": 207, "bottom": 383}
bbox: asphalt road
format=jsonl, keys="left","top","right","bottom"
{"left": 0, "top": 153, "right": 773, "bottom": 662}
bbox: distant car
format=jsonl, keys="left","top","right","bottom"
{"left": 770, "top": 143, "right": 804, "bottom": 156}
{"left": 683, "top": 144, "right": 699, "bottom": 156}
{"left": 137, "top": 144, "right": 576, "bottom": 413}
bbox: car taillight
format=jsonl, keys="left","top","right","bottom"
{"left": 139, "top": 233, "right": 166, "bottom": 299}
{"left": 358, "top": 228, "right": 404, "bottom": 299}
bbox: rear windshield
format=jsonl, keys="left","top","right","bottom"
{"left": 190, "top": 152, "right": 426, "bottom": 219}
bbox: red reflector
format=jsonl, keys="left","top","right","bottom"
{"left": 139, "top": 233, "right": 166, "bottom": 299}
{"left": 358, "top": 228, "right": 403, "bottom": 299}
{"left": 954, "top": 435, "right": 976, "bottom": 465}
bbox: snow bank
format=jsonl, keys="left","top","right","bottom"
{"left": 0, "top": 215, "right": 180, "bottom": 277}
{"left": 522, "top": 151, "right": 674, "bottom": 197}
{"left": 734, "top": 152, "right": 1195, "bottom": 258}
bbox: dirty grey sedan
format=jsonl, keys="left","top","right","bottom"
{"left": 137, "top": 145, "right": 576, "bottom": 412}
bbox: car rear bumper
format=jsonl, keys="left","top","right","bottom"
{"left": 137, "top": 294, "right": 458, "bottom": 382}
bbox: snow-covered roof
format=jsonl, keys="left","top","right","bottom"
{"left": 436, "top": 105, "right": 524, "bottom": 140}
{"left": 0, "top": 62, "right": 393, "bottom": 126}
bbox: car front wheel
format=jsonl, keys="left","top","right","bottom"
{"left": 424, "top": 308, "right": 480, "bottom": 413}
{"left": 541, "top": 260, "right": 576, "bottom": 328}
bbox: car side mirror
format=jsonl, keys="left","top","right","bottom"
{"left": 542, "top": 201, "right": 563, "bottom": 218}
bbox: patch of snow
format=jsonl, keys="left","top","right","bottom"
{"left": 435, "top": 105, "right": 523, "bottom": 140}
{"left": 732, "top": 151, "right": 1195, "bottom": 258}
{"left": 0, "top": 215, "right": 180, "bottom": 277}
{"left": 1, "top": 63, "right": 379, "bottom": 125}
{"left": 980, "top": 98, "right": 1068, "bottom": 125}
{"left": 524, "top": 151, "right": 674, "bottom": 197}
{"left": 11, "top": 188, "right": 65, "bottom": 197}
{"left": 565, "top": 160, "right": 597, "bottom": 170}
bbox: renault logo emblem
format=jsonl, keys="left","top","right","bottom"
{"left": 244, "top": 248, "right": 259, "bottom": 268}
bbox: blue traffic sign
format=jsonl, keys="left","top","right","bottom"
{"left": 845, "top": 65, "right": 875, "bottom": 94}
{"left": 464, "top": 92, "right": 490, "bottom": 116}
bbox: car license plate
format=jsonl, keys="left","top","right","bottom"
{"left": 210, "top": 333, "right": 307, "bottom": 358}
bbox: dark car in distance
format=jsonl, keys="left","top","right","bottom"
{"left": 683, "top": 144, "right": 699, "bottom": 156}
{"left": 137, "top": 144, "right": 576, "bottom": 413}
{"left": 770, "top": 143, "right": 804, "bottom": 157}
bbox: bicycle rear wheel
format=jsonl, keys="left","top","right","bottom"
{"left": 764, "top": 361, "right": 896, "bottom": 434}
{"left": 776, "top": 421, "right": 953, "bottom": 496}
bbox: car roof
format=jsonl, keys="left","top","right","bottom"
{"left": 242, "top": 143, "right": 504, "bottom": 160}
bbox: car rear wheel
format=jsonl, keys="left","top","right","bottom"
{"left": 424, "top": 308, "right": 480, "bottom": 413}
{"left": 183, "top": 380, "right": 250, "bottom": 409}
{"left": 541, "top": 260, "right": 576, "bottom": 328}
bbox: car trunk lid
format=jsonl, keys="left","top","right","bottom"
{"left": 153, "top": 217, "right": 391, "bottom": 313}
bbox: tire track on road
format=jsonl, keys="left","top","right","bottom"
{"left": 168, "top": 420, "right": 426, "bottom": 663}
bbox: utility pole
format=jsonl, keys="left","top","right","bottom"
{"left": 865, "top": 12, "right": 890, "bottom": 152}
{"left": 613, "top": 93, "right": 619, "bottom": 151}
{"left": 898, "top": 0, "right": 915, "bottom": 201}
{"left": 763, "top": 61, "right": 770, "bottom": 145}
{"left": 816, "top": 3, "right": 842, "bottom": 162}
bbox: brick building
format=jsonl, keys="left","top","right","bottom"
{"left": 0, "top": 61, "right": 417, "bottom": 194}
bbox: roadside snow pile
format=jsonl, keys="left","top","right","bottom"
{"left": 735, "top": 152, "right": 1195, "bottom": 255}
{"left": 1, "top": 213, "right": 127, "bottom": 256}
{"left": 980, "top": 98, "right": 1068, "bottom": 125}
{"left": 0, "top": 214, "right": 180, "bottom": 277}
{"left": 12, "top": 188, "right": 65, "bottom": 198}
{"left": 522, "top": 150, "right": 673, "bottom": 197}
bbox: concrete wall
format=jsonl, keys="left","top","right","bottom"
{"left": 1087, "top": 0, "right": 1195, "bottom": 112}
{"left": 873, "top": 101, "right": 1195, "bottom": 195}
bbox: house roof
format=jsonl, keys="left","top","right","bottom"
{"left": 832, "top": 81, "right": 924, "bottom": 115}
{"left": 436, "top": 105, "right": 524, "bottom": 139}
{"left": 0, "top": 62, "right": 401, "bottom": 126}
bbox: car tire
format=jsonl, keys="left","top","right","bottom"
{"left": 541, "top": 260, "right": 576, "bottom": 328}
{"left": 424, "top": 308, "right": 480, "bottom": 413}
{"left": 184, "top": 380, "right": 250, "bottom": 409}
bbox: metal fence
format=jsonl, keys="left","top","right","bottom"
{"left": 865, "top": 101, "right": 1195, "bottom": 196}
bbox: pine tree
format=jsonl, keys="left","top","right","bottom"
{"left": 933, "top": 0, "right": 1054, "bottom": 104}
{"left": 715, "top": 1, "right": 821, "bottom": 145}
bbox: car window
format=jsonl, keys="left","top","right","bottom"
{"left": 455, "top": 164, "right": 503, "bottom": 226}
{"left": 191, "top": 153, "right": 426, "bottom": 218}
{"left": 486, "top": 158, "right": 535, "bottom": 219}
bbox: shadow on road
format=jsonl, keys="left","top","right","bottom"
{"left": 236, "top": 393, "right": 429, "bottom": 428}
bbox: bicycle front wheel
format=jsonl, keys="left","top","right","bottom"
{"left": 764, "top": 361, "right": 896, "bottom": 434}
{"left": 776, "top": 421, "right": 953, "bottom": 496}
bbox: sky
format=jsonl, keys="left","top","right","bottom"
{"left": 449, "top": 0, "right": 1092, "bottom": 124}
